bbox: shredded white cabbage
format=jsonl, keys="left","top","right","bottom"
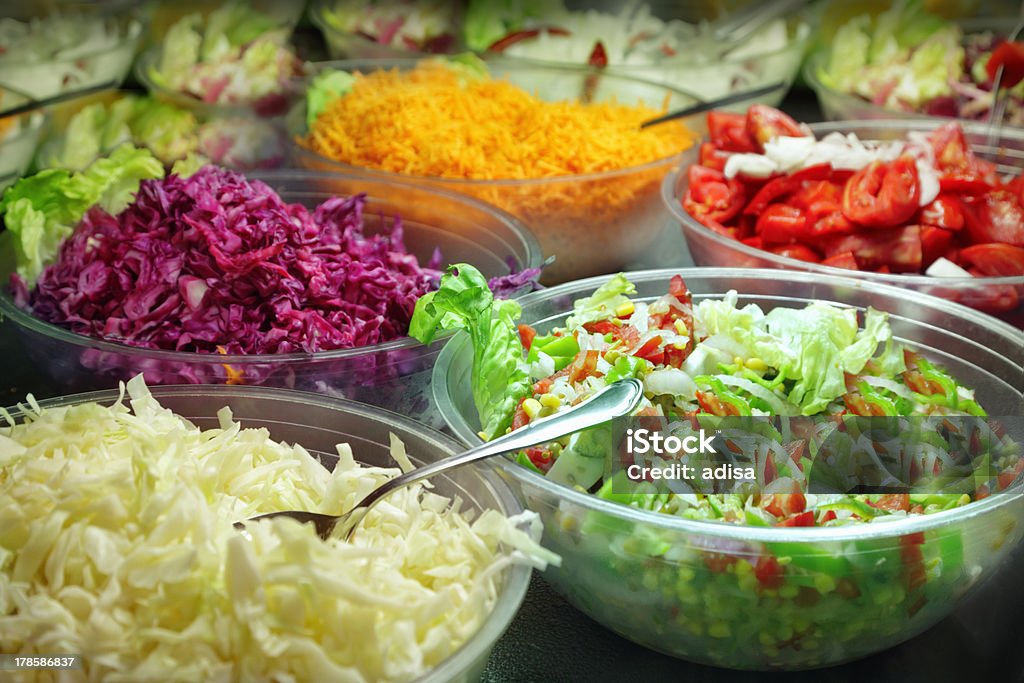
{"left": 0, "top": 377, "right": 557, "bottom": 682}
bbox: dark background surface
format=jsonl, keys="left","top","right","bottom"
{"left": 2, "top": 36, "right": 1023, "bottom": 683}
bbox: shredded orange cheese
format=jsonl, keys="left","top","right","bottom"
{"left": 304, "top": 61, "right": 695, "bottom": 181}
{"left": 301, "top": 61, "right": 698, "bottom": 282}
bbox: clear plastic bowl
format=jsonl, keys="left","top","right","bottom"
{"left": 483, "top": 16, "right": 812, "bottom": 109}
{"left": 4, "top": 384, "right": 532, "bottom": 683}
{"left": 0, "top": 13, "right": 141, "bottom": 100}
{"left": 663, "top": 120, "right": 1024, "bottom": 328}
{"left": 432, "top": 267, "right": 1024, "bottom": 671}
{"left": 803, "top": 20, "right": 1019, "bottom": 123}
{"left": 0, "top": 170, "right": 542, "bottom": 428}
{"left": 310, "top": 0, "right": 463, "bottom": 59}
{"left": 289, "top": 58, "right": 703, "bottom": 284}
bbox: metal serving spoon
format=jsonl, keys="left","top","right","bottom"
{"left": 237, "top": 378, "right": 645, "bottom": 541}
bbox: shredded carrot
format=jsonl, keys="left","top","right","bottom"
{"left": 301, "top": 61, "right": 699, "bottom": 282}
{"left": 304, "top": 61, "right": 695, "bottom": 181}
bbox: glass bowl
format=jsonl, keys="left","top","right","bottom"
{"left": 432, "top": 267, "right": 1024, "bottom": 671}
{"left": 310, "top": 0, "right": 463, "bottom": 59}
{"left": 0, "top": 12, "right": 141, "bottom": 100}
{"left": 663, "top": 120, "right": 1024, "bottom": 328}
{"left": 289, "top": 58, "right": 704, "bottom": 284}
{"left": 0, "top": 170, "right": 542, "bottom": 428}
{"left": 804, "top": 19, "right": 1020, "bottom": 124}
{"left": 481, "top": 15, "right": 812, "bottom": 107}
{"left": 3, "top": 383, "right": 533, "bottom": 683}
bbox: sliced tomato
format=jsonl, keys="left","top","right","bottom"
{"left": 695, "top": 390, "right": 739, "bottom": 416}
{"left": 929, "top": 122, "right": 998, "bottom": 191}
{"left": 1008, "top": 175, "right": 1024, "bottom": 207}
{"left": 777, "top": 511, "right": 815, "bottom": 527}
{"left": 741, "top": 236, "right": 764, "bottom": 250}
{"left": 820, "top": 510, "right": 838, "bottom": 524}
{"left": 523, "top": 446, "right": 555, "bottom": 473}
{"left": 841, "top": 156, "right": 920, "bottom": 228}
{"left": 962, "top": 191, "right": 1024, "bottom": 246}
{"left": 985, "top": 40, "right": 1024, "bottom": 89}
{"left": 959, "top": 243, "right": 1024, "bottom": 276}
{"left": 682, "top": 165, "right": 746, "bottom": 225}
{"left": 767, "top": 243, "right": 821, "bottom": 263}
{"left": 754, "top": 555, "right": 784, "bottom": 589}
{"left": 706, "top": 110, "right": 757, "bottom": 153}
{"left": 699, "top": 142, "right": 731, "bottom": 172}
{"left": 921, "top": 226, "right": 955, "bottom": 268}
{"left": 826, "top": 226, "right": 922, "bottom": 273}
{"left": 870, "top": 493, "right": 911, "bottom": 512}
{"left": 517, "top": 323, "right": 537, "bottom": 350}
{"left": 919, "top": 195, "right": 965, "bottom": 231}
{"left": 512, "top": 397, "right": 529, "bottom": 430}
{"left": 745, "top": 104, "right": 809, "bottom": 151}
{"left": 821, "top": 251, "right": 859, "bottom": 270}
{"left": 632, "top": 336, "right": 664, "bottom": 365}
{"left": 567, "top": 349, "right": 601, "bottom": 384}
{"left": 587, "top": 40, "right": 608, "bottom": 67}
{"left": 743, "top": 164, "right": 833, "bottom": 216}
{"left": 757, "top": 204, "right": 807, "bottom": 245}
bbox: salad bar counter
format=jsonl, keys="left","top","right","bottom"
{"left": 1, "top": 1, "right": 1023, "bottom": 681}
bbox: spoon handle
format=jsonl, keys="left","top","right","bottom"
{"left": 336, "top": 378, "right": 645, "bottom": 538}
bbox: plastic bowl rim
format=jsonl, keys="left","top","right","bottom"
{"left": 433, "top": 266, "right": 1024, "bottom": 545}
{"left": 2, "top": 382, "right": 533, "bottom": 683}
{"left": 293, "top": 56, "right": 701, "bottom": 185}
{"left": 0, "top": 168, "right": 544, "bottom": 365}
{"left": 662, "top": 118, "right": 1024, "bottom": 288}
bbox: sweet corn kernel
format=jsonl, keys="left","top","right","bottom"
{"left": 673, "top": 342, "right": 688, "bottom": 350}
{"left": 540, "top": 393, "right": 561, "bottom": 408}
{"left": 733, "top": 356, "right": 744, "bottom": 367}
{"left": 615, "top": 301, "right": 635, "bottom": 317}
{"left": 745, "top": 357, "right": 768, "bottom": 371}
{"left": 674, "top": 319, "right": 688, "bottom": 335}
{"left": 522, "top": 398, "right": 543, "bottom": 419}
{"left": 477, "top": 431, "right": 487, "bottom": 440}
{"left": 611, "top": 318, "right": 623, "bottom": 327}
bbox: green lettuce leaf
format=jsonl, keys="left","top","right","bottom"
{"left": 0, "top": 146, "right": 164, "bottom": 285}
{"left": 409, "top": 263, "right": 531, "bottom": 439}
{"left": 306, "top": 69, "right": 356, "bottom": 128}
{"left": 564, "top": 273, "right": 636, "bottom": 328}
{"left": 463, "top": 0, "right": 563, "bottom": 51}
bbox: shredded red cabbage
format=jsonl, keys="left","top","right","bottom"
{"left": 19, "top": 166, "right": 446, "bottom": 354}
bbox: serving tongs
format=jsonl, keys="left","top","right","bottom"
{"left": 237, "top": 378, "right": 645, "bottom": 541}
{"left": 640, "top": 80, "right": 787, "bottom": 129}
{"left": 0, "top": 79, "right": 118, "bottom": 120}
{"left": 707, "top": 0, "right": 810, "bottom": 52}
{"left": 985, "top": 17, "right": 1024, "bottom": 148}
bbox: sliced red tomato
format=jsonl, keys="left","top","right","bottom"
{"left": 870, "top": 493, "right": 911, "bottom": 512}
{"left": 512, "top": 397, "right": 529, "bottom": 430}
{"left": 706, "top": 110, "right": 757, "bottom": 153}
{"left": 567, "top": 349, "right": 601, "bottom": 384}
{"left": 821, "top": 251, "right": 859, "bottom": 270}
{"left": 741, "top": 236, "right": 764, "bottom": 249}
{"left": 929, "top": 122, "right": 998, "bottom": 191}
{"left": 587, "top": 40, "right": 608, "bottom": 67}
{"left": 523, "top": 446, "right": 555, "bottom": 473}
{"left": 745, "top": 104, "right": 808, "bottom": 151}
{"left": 919, "top": 195, "right": 965, "bottom": 231}
{"left": 921, "top": 226, "right": 955, "bottom": 268}
{"left": 820, "top": 510, "right": 838, "bottom": 524}
{"left": 841, "top": 156, "right": 920, "bottom": 228}
{"left": 743, "top": 164, "right": 832, "bottom": 216}
{"left": 962, "top": 191, "right": 1024, "bottom": 246}
{"left": 1008, "top": 175, "right": 1024, "bottom": 207}
{"left": 698, "top": 142, "right": 732, "bottom": 172}
{"left": 826, "top": 226, "right": 922, "bottom": 272}
{"left": 695, "top": 390, "right": 740, "bottom": 416}
{"left": 985, "top": 40, "right": 1024, "bottom": 89}
{"left": 777, "top": 511, "right": 815, "bottom": 527}
{"left": 757, "top": 204, "right": 807, "bottom": 245}
{"left": 517, "top": 323, "right": 537, "bottom": 350}
{"left": 959, "top": 243, "right": 1024, "bottom": 276}
{"left": 754, "top": 555, "right": 784, "bottom": 589}
{"left": 668, "top": 274, "right": 692, "bottom": 306}
{"left": 767, "top": 243, "right": 821, "bottom": 263}
{"left": 682, "top": 165, "right": 746, "bottom": 225}
{"left": 632, "top": 336, "right": 664, "bottom": 365}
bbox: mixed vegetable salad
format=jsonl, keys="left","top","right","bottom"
{"left": 680, "top": 104, "right": 1024, "bottom": 314}
{"left": 37, "top": 94, "right": 289, "bottom": 172}
{"left": 0, "top": 376, "right": 556, "bottom": 681}
{"left": 412, "top": 265, "right": 1024, "bottom": 669}
{"left": 315, "top": 0, "right": 459, "bottom": 53}
{"left": 145, "top": 1, "right": 306, "bottom": 114}
{"left": 465, "top": 0, "right": 807, "bottom": 100}
{"left": 815, "top": 0, "right": 1024, "bottom": 124}
{"left": 0, "top": 11, "right": 139, "bottom": 99}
